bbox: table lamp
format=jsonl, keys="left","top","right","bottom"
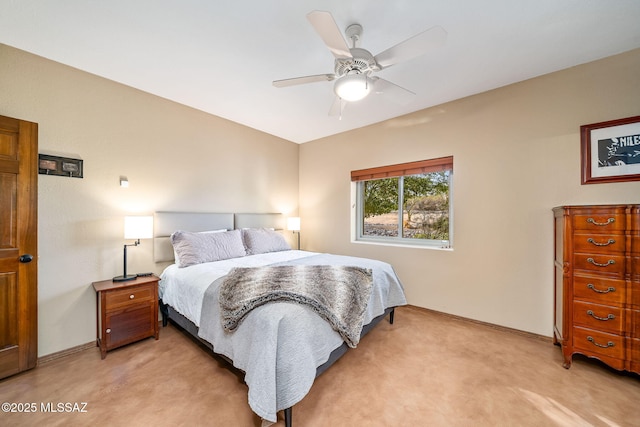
{"left": 287, "top": 217, "right": 301, "bottom": 250}
{"left": 113, "top": 215, "right": 153, "bottom": 282}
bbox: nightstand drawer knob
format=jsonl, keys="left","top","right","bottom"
{"left": 106, "top": 328, "right": 111, "bottom": 334}
{"left": 129, "top": 294, "right": 135, "bottom": 299}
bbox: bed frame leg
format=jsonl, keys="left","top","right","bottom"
{"left": 389, "top": 308, "right": 395, "bottom": 325}
{"left": 159, "top": 301, "right": 168, "bottom": 327}
{"left": 284, "top": 407, "right": 292, "bottom": 427}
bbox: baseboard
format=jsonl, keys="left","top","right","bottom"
{"left": 403, "top": 305, "right": 553, "bottom": 343}
{"left": 37, "top": 341, "right": 96, "bottom": 366}
{"left": 35, "top": 308, "right": 550, "bottom": 365}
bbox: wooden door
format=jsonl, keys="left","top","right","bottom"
{"left": 0, "top": 115, "right": 38, "bottom": 379}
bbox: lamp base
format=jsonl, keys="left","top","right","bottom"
{"left": 112, "top": 274, "right": 138, "bottom": 282}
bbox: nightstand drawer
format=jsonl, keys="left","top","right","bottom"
{"left": 105, "top": 302, "right": 156, "bottom": 349}
{"left": 105, "top": 285, "right": 154, "bottom": 309}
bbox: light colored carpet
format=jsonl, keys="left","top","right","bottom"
{"left": 1, "top": 306, "right": 638, "bottom": 426}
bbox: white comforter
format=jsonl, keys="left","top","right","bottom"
{"left": 159, "top": 250, "right": 407, "bottom": 422}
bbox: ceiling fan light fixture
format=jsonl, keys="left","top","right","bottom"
{"left": 334, "top": 74, "right": 371, "bottom": 102}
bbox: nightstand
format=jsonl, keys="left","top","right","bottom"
{"left": 92, "top": 275, "right": 160, "bottom": 359}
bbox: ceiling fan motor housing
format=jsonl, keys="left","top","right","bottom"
{"left": 334, "top": 48, "right": 378, "bottom": 77}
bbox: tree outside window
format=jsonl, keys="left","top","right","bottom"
{"left": 353, "top": 157, "right": 452, "bottom": 248}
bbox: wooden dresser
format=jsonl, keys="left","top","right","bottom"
{"left": 553, "top": 205, "right": 639, "bottom": 374}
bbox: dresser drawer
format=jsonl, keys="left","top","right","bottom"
{"left": 573, "top": 326, "right": 625, "bottom": 360}
{"left": 573, "top": 253, "right": 626, "bottom": 275}
{"left": 630, "top": 310, "right": 640, "bottom": 338}
{"left": 631, "top": 206, "right": 640, "bottom": 231}
{"left": 631, "top": 338, "right": 640, "bottom": 367}
{"left": 105, "top": 284, "right": 155, "bottom": 310}
{"left": 573, "top": 275, "right": 625, "bottom": 305}
{"left": 632, "top": 256, "right": 640, "bottom": 282}
{"left": 572, "top": 211, "right": 626, "bottom": 233}
{"left": 573, "top": 301, "right": 623, "bottom": 334}
{"left": 573, "top": 233, "right": 625, "bottom": 254}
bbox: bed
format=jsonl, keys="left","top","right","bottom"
{"left": 155, "top": 212, "right": 407, "bottom": 426}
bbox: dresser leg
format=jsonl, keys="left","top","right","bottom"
{"left": 561, "top": 347, "right": 572, "bottom": 369}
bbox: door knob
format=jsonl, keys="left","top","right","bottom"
{"left": 19, "top": 254, "right": 33, "bottom": 263}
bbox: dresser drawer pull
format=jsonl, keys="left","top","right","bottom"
{"left": 587, "top": 258, "right": 615, "bottom": 267}
{"left": 106, "top": 328, "right": 111, "bottom": 334}
{"left": 586, "top": 217, "right": 615, "bottom": 226}
{"left": 586, "top": 310, "right": 615, "bottom": 321}
{"left": 587, "top": 238, "right": 616, "bottom": 246}
{"left": 587, "top": 284, "right": 616, "bottom": 294}
{"left": 587, "top": 336, "right": 615, "bottom": 348}
{"left": 129, "top": 294, "right": 135, "bottom": 299}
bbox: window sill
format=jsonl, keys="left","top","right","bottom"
{"left": 352, "top": 238, "right": 453, "bottom": 251}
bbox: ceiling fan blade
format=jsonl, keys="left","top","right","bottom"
{"left": 306, "top": 11, "right": 352, "bottom": 59}
{"left": 273, "top": 74, "right": 336, "bottom": 88}
{"left": 371, "top": 77, "right": 415, "bottom": 105}
{"left": 328, "top": 96, "right": 346, "bottom": 117}
{"left": 374, "top": 25, "right": 447, "bottom": 69}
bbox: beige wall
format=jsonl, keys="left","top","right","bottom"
{"left": 299, "top": 48, "right": 640, "bottom": 337}
{"left": 0, "top": 44, "right": 299, "bottom": 357}
{"left": 1, "top": 42, "right": 638, "bottom": 357}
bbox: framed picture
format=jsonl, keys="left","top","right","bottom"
{"left": 581, "top": 115, "right": 640, "bottom": 184}
{"left": 38, "top": 154, "right": 84, "bottom": 178}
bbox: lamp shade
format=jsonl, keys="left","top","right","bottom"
{"left": 287, "top": 217, "right": 300, "bottom": 232}
{"left": 124, "top": 216, "right": 153, "bottom": 240}
{"left": 334, "top": 74, "right": 371, "bottom": 102}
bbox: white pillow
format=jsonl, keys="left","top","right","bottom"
{"left": 241, "top": 228, "right": 291, "bottom": 255}
{"left": 172, "top": 229, "right": 227, "bottom": 261}
{"left": 171, "top": 229, "right": 246, "bottom": 268}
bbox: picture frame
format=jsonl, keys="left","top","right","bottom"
{"left": 581, "top": 115, "right": 640, "bottom": 184}
{"left": 38, "top": 154, "right": 84, "bottom": 178}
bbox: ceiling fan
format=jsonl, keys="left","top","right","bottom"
{"left": 273, "top": 10, "right": 447, "bottom": 116}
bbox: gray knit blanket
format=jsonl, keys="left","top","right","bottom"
{"left": 219, "top": 265, "right": 373, "bottom": 348}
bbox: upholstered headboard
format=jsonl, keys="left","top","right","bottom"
{"left": 234, "top": 213, "right": 285, "bottom": 230}
{"left": 153, "top": 211, "right": 286, "bottom": 263}
{"left": 153, "top": 212, "right": 234, "bottom": 262}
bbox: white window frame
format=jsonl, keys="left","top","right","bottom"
{"left": 351, "top": 158, "right": 453, "bottom": 250}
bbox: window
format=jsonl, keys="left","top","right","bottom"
{"left": 352, "top": 156, "right": 453, "bottom": 248}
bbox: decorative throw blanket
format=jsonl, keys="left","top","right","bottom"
{"left": 219, "top": 265, "right": 373, "bottom": 348}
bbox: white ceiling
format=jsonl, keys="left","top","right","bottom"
{"left": 1, "top": 1, "right": 640, "bottom": 144}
